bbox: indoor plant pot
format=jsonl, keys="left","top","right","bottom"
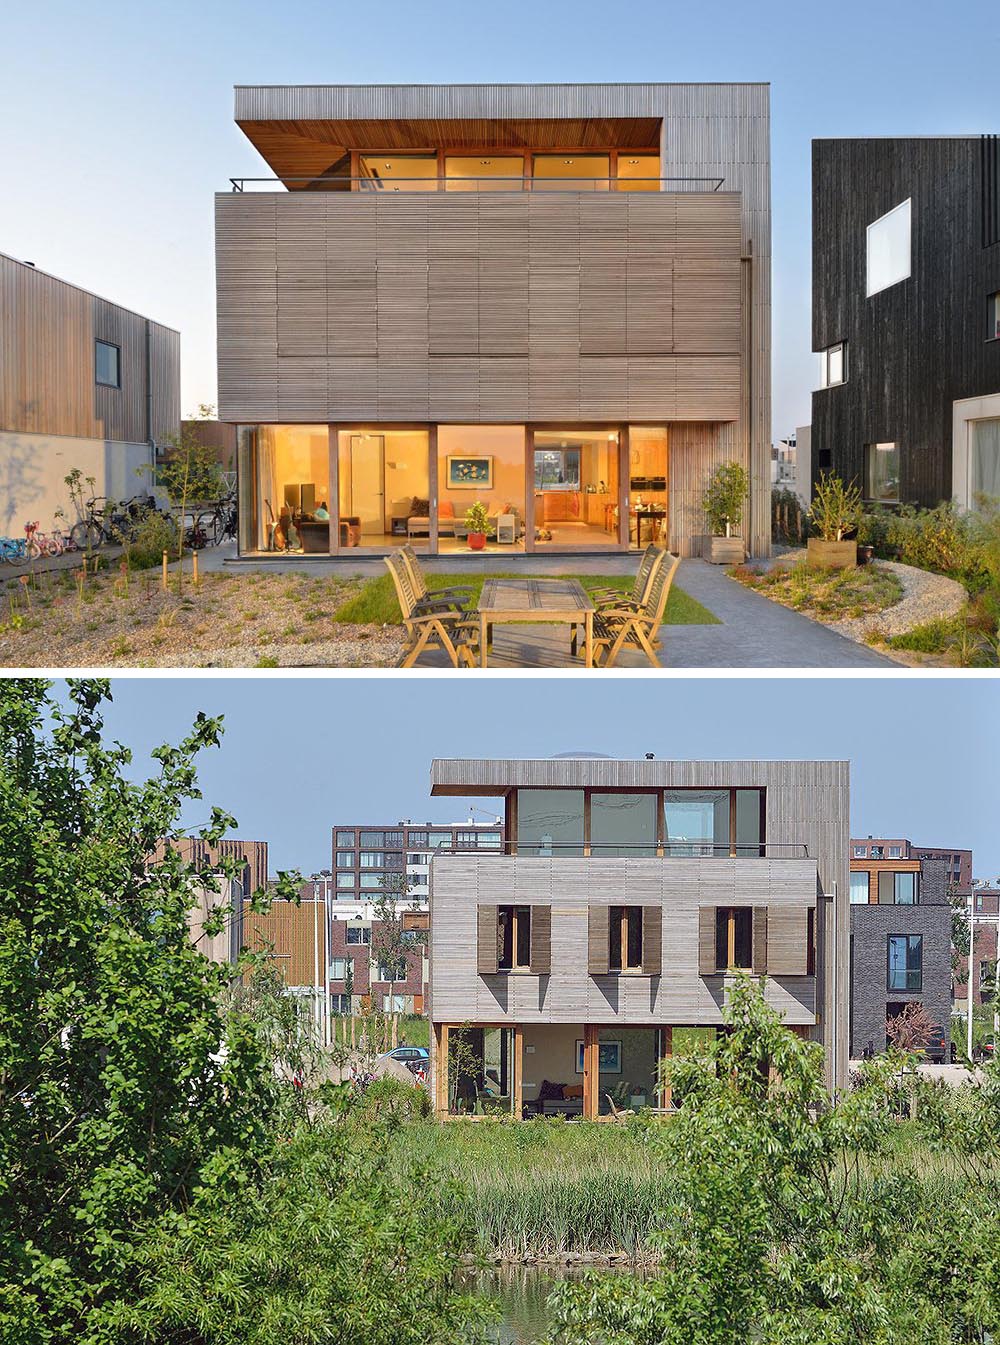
{"left": 463, "top": 501, "right": 491, "bottom": 552}
{"left": 467, "top": 531, "right": 486, "bottom": 551}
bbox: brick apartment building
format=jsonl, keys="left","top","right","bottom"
{"left": 954, "top": 886, "right": 1000, "bottom": 1012}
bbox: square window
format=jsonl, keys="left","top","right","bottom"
{"left": 989, "top": 292, "right": 1000, "bottom": 341}
{"left": 970, "top": 419, "right": 1000, "bottom": 501}
{"left": 335, "top": 851, "right": 354, "bottom": 868}
{"left": 853, "top": 846, "right": 867, "bottom": 858}
{"left": 335, "top": 874, "right": 355, "bottom": 890}
{"left": 888, "top": 845, "right": 901, "bottom": 858}
{"left": 864, "top": 443, "right": 900, "bottom": 503}
{"left": 850, "top": 872, "right": 870, "bottom": 904}
{"left": 95, "top": 340, "right": 120, "bottom": 388}
{"left": 866, "top": 199, "right": 911, "bottom": 297}
{"left": 345, "top": 926, "right": 371, "bottom": 945}
{"left": 821, "top": 343, "right": 847, "bottom": 388}
{"left": 335, "top": 831, "right": 355, "bottom": 847}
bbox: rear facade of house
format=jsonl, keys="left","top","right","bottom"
{"left": 428, "top": 758, "right": 849, "bottom": 1118}
{"left": 810, "top": 136, "right": 1000, "bottom": 510}
{"left": 0, "top": 252, "right": 180, "bottom": 535}
{"left": 215, "top": 82, "right": 771, "bottom": 560}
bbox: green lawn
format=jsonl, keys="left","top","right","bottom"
{"left": 333, "top": 573, "right": 718, "bottom": 626}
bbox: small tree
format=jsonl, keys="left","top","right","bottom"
{"left": 154, "top": 418, "right": 225, "bottom": 573}
{"left": 810, "top": 471, "right": 863, "bottom": 541}
{"left": 702, "top": 461, "right": 749, "bottom": 538}
{"left": 371, "top": 868, "right": 424, "bottom": 1050}
{"left": 463, "top": 500, "right": 491, "bottom": 537}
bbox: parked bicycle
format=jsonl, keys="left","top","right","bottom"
{"left": 187, "top": 491, "right": 237, "bottom": 549}
{"left": 24, "top": 520, "right": 73, "bottom": 558}
{"left": 0, "top": 536, "right": 28, "bottom": 565}
{"left": 70, "top": 494, "right": 164, "bottom": 551}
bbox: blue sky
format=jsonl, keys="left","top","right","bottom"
{"left": 55, "top": 677, "right": 1000, "bottom": 878}
{"left": 3, "top": 0, "right": 999, "bottom": 439}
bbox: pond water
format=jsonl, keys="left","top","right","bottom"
{"left": 466, "top": 1263, "right": 648, "bottom": 1344}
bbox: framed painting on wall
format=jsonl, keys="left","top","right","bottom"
{"left": 447, "top": 455, "right": 493, "bottom": 490}
{"left": 575, "top": 1040, "right": 622, "bottom": 1074}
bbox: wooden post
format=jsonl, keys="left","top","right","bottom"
{"left": 512, "top": 1024, "right": 523, "bottom": 1120}
{"left": 192, "top": 549, "right": 199, "bottom": 587}
{"left": 161, "top": 550, "right": 168, "bottom": 590}
{"left": 658, "top": 1026, "right": 673, "bottom": 1110}
{"left": 433, "top": 1023, "right": 450, "bottom": 1118}
{"left": 583, "top": 1023, "right": 600, "bottom": 1119}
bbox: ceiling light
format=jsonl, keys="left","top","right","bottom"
{"left": 480, "top": 159, "right": 491, "bottom": 165}
{"left": 385, "top": 162, "right": 392, "bottom": 168}
{"left": 628, "top": 159, "right": 639, "bottom": 165}
{"left": 564, "top": 159, "right": 573, "bottom": 165}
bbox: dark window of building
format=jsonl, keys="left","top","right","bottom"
{"left": 864, "top": 443, "right": 900, "bottom": 503}
{"left": 820, "top": 343, "right": 847, "bottom": 387}
{"left": 95, "top": 340, "right": 120, "bottom": 388}
{"left": 407, "top": 830, "right": 428, "bottom": 847}
{"left": 609, "top": 905, "right": 644, "bottom": 971}
{"left": 345, "top": 926, "right": 371, "bottom": 945}
{"left": 887, "top": 934, "right": 922, "bottom": 991}
{"left": 335, "top": 851, "right": 354, "bottom": 868}
{"left": 498, "top": 905, "right": 531, "bottom": 971}
{"left": 360, "top": 831, "right": 384, "bottom": 848}
{"left": 335, "top": 831, "right": 355, "bottom": 847}
{"left": 715, "top": 907, "right": 753, "bottom": 971}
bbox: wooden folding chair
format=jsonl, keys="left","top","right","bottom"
{"left": 398, "top": 544, "right": 475, "bottom": 615}
{"left": 384, "top": 554, "right": 479, "bottom": 668}
{"left": 592, "top": 551, "right": 680, "bottom": 668}
{"left": 589, "top": 543, "right": 664, "bottom": 614}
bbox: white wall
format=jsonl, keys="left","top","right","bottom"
{"left": 795, "top": 425, "right": 812, "bottom": 509}
{"left": 0, "top": 429, "right": 153, "bottom": 535}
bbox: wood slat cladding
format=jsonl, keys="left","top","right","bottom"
{"left": 0, "top": 253, "right": 179, "bottom": 444}
{"left": 811, "top": 137, "right": 1000, "bottom": 507}
{"left": 216, "top": 191, "right": 743, "bottom": 426}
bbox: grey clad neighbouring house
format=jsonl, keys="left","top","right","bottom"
{"left": 426, "top": 758, "right": 849, "bottom": 1118}
{"left": 215, "top": 82, "right": 772, "bottom": 560}
{"left": 849, "top": 856, "right": 952, "bottom": 1058}
{"left": 0, "top": 252, "right": 180, "bottom": 535}
{"left": 810, "top": 135, "right": 1000, "bottom": 510}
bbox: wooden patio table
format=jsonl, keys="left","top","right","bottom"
{"left": 477, "top": 577, "right": 595, "bottom": 669}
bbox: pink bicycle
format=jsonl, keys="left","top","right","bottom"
{"left": 24, "top": 521, "right": 73, "bottom": 559}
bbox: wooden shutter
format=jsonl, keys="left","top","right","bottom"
{"left": 477, "top": 904, "right": 498, "bottom": 975}
{"left": 698, "top": 907, "right": 717, "bottom": 976}
{"left": 752, "top": 906, "right": 768, "bottom": 976}
{"left": 588, "top": 905, "right": 610, "bottom": 975}
{"left": 766, "top": 906, "right": 811, "bottom": 976}
{"left": 529, "top": 905, "right": 552, "bottom": 975}
{"left": 641, "top": 905, "right": 662, "bottom": 975}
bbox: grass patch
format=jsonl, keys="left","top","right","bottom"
{"left": 729, "top": 559, "right": 903, "bottom": 622}
{"left": 332, "top": 573, "right": 718, "bottom": 627}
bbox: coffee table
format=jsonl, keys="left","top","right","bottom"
{"left": 477, "top": 577, "right": 595, "bottom": 668}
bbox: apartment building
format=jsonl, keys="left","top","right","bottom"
{"left": 851, "top": 837, "right": 972, "bottom": 896}
{"left": 849, "top": 850, "right": 952, "bottom": 1056}
{"left": 331, "top": 818, "right": 502, "bottom": 904}
{"left": 810, "top": 136, "right": 1000, "bottom": 508}
{"left": 216, "top": 82, "right": 772, "bottom": 559}
{"left": 0, "top": 251, "right": 179, "bottom": 534}
{"left": 428, "top": 758, "right": 849, "bottom": 1117}
{"left": 955, "top": 885, "right": 999, "bottom": 1013}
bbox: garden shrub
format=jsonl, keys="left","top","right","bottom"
{"left": 125, "top": 508, "right": 179, "bottom": 571}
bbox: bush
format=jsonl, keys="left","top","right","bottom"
{"left": 125, "top": 508, "right": 179, "bottom": 571}
{"left": 809, "top": 472, "right": 862, "bottom": 541}
{"left": 703, "top": 461, "right": 749, "bottom": 536}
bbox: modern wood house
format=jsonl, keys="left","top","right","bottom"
{"left": 0, "top": 252, "right": 180, "bottom": 536}
{"left": 427, "top": 758, "right": 849, "bottom": 1117}
{"left": 810, "top": 135, "right": 1000, "bottom": 510}
{"left": 216, "top": 83, "right": 771, "bottom": 558}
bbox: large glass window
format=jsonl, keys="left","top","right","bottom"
{"left": 339, "top": 430, "right": 430, "bottom": 549}
{"left": 664, "top": 791, "right": 729, "bottom": 856}
{"left": 95, "top": 340, "right": 120, "bottom": 388}
{"left": 627, "top": 427, "right": 668, "bottom": 549}
{"left": 887, "top": 934, "right": 922, "bottom": 991}
{"left": 617, "top": 155, "right": 661, "bottom": 192}
{"left": 591, "top": 793, "right": 658, "bottom": 857}
{"left": 850, "top": 872, "right": 870, "bottom": 904}
{"left": 516, "top": 790, "right": 585, "bottom": 856}
{"left": 359, "top": 155, "right": 438, "bottom": 191}
{"left": 866, "top": 199, "right": 911, "bottom": 297}
{"left": 336, "top": 852, "right": 354, "bottom": 868}
{"left": 715, "top": 907, "right": 753, "bottom": 971}
{"left": 335, "top": 874, "right": 355, "bottom": 891}
{"left": 532, "top": 154, "right": 610, "bottom": 190}
{"left": 734, "top": 790, "right": 764, "bottom": 857}
{"left": 971, "top": 420, "right": 1000, "bottom": 500}
{"left": 446, "top": 155, "right": 524, "bottom": 191}
{"left": 438, "top": 426, "right": 526, "bottom": 554}
{"left": 894, "top": 872, "right": 917, "bottom": 905}
{"left": 865, "top": 442, "right": 900, "bottom": 503}
{"left": 345, "top": 926, "right": 371, "bottom": 945}
{"left": 428, "top": 831, "right": 454, "bottom": 849}
{"left": 533, "top": 430, "right": 620, "bottom": 548}
{"left": 249, "top": 425, "right": 330, "bottom": 554}
{"left": 335, "top": 831, "right": 355, "bottom": 847}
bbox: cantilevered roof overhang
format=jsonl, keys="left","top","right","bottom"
{"left": 430, "top": 759, "right": 849, "bottom": 797}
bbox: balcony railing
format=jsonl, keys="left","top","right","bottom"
{"left": 432, "top": 842, "right": 812, "bottom": 859}
{"left": 228, "top": 175, "right": 726, "bottom": 193}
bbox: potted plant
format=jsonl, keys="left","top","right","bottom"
{"left": 464, "top": 501, "right": 490, "bottom": 551}
{"left": 807, "top": 472, "right": 862, "bottom": 569}
{"left": 701, "top": 460, "right": 749, "bottom": 563}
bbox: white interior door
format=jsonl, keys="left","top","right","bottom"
{"left": 351, "top": 435, "right": 385, "bottom": 538}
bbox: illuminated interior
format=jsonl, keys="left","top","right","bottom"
{"left": 445, "top": 156, "right": 525, "bottom": 190}
{"left": 358, "top": 155, "right": 438, "bottom": 190}
{"left": 533, "top": 430, "right": 619, "bottom": 547}
{"left": 532, "top": 154, "right": 611, "bottom": 190}
{"left": 627, "top": 427, "right": 669, "bottom": 549}
{"left": 437, "top": 426, "right": 527, "bottom": 552}
{"left": 337, "top": 430, "right": 430, "bottom": 548}
{"left": 249, "top": 425, "right": 330, "bottom": 553}
{"left": 617, "top": 155, "right": 661, "bottom": 191}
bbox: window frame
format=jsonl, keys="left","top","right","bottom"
{"left": 887, "top": 933, "right": 923, "bottom": 992}
{"left": 850, "top": 871, "right": 870, "bottom": 904}
{"left": 864, "top": 442, "right": 901, "bottom": 504}
{"left": 820, "top": 342, "right": 847, "bottom": 388}
{"left": 497, "top": 904, "right": 532, "bottom": 972}
{"left": 715, "top": 906, "right": 753, "bottom": 972}
{"left": 608, "top": 904, "right": 644, "bottom": 972}
{"left": 345, "top": 925, "right": 371, "bottom": 945}
{"left": 95, "top": 339, "right": 121, "bottom": 389}
{"left": 866, "top": 198, "right": 912, "bottom": 298}
{"left": 335, "top": 831, "right": 355, "bottom": 847}
{"left": 988, "top": 291, "right": 1000, "bottom": 343}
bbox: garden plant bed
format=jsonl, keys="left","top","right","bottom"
{"left": 729, "top": 557, "right": 904, "bottom": 626}
{"left": 0, "top": 564, "right": 715, "bottom": 668}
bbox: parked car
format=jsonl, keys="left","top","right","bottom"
{"left": 923, "top": 1025, "right": 948, "bottom": 1064}
{"left": 378, "top": 1045, "right": 430, "bottom": 1076}
{"left": 973, "top": 1037, "right": 996, "bottom": 1063}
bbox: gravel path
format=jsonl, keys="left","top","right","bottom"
{"left": 170, "top": 624, "right": 405, "bottom": 668}
{"left": 829, "top": 560, "right": 967, "bottom": 642}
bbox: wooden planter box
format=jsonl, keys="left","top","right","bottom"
{"left": 806, "top": 538, "right": 857, "bottom": 570}
{"left": 702, "top": 535, "right": 746, "bottom": 565}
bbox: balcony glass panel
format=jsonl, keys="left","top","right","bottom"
{"left": 532, "top": 154, "right": 610, "bottom": 191}
{"left": 446, "top": 155, "right": 524, "bottom": 190}
{"left": 358, "top": 155, "right": 438, "bottom": 191}
{"left": 617, "top": 154, "right": 661, "bottom": 192}
{"left": 516, "top": 789, "right": 585, "bottom": 856}
{"left": 591, "top": 793, "right": 658, "bottom": 857}
{"left": 735, "top": 789, "right": 764, "bottom": 856}
{"left": 664, "top": 790, "right": 729, "bottom": 856}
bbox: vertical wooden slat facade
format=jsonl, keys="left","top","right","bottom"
{"left": 218, "top": 83, "right": 771, "bottom": 555}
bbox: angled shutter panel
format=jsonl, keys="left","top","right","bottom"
{"left": 477, "top": 904, "right": 498, "bottom": 975}
{"left": 766, "top": 906, "right": 811, "bottom": 976}
{"left": 752, "top": 906, "right": 768, "bottom": 976}
{"left": 641, "top": 906, "right": 662, "bottom": 975}
{"left": 588, "top": 905, "right": 610, "bottom": 975}
{"left": 698, "top": 906, "right": 716, "bottom": 976}
{"left": 529, "top": 905, "right": 552, "bottom": 975}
